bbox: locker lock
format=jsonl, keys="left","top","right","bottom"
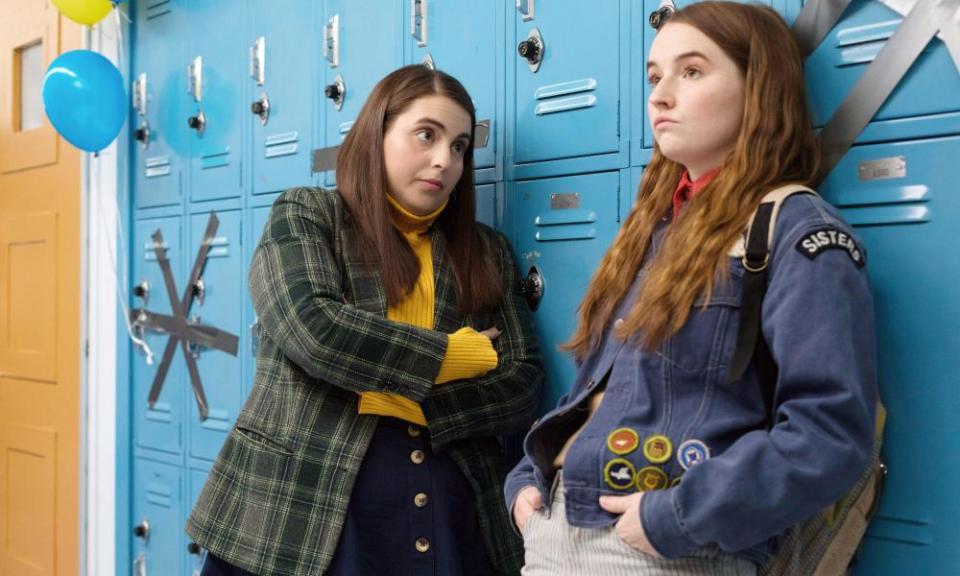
{"left": 191, "top": 277, "right": 205, "bottom": 306}
{"left": 187, "top": 111, "right": 206, "bottom": 136}
{"left": 133, "top": 518, "right": 150, "bottom": 541}
{"left": 251, "top": 92, "right": 270, "bottom": 125}
{"left": 649, "top": 5, "right": 675, "bottom": 30}
{"left": 517, "top": 28, "right": 544, "bottom": 73}
{"left": 324, "top": 74, "right": 346, "bottom": 111}
{"left": 133, "top": 280, "right": 150, "bottom": 305}
{"left": 187, "top": 542, "right": 203, "bottom": 555}
{"left": 133, "top": 121, "right": 150, "bottom": 149}
{"left": 518, "top": 266, "right": 544, "bottom": 311}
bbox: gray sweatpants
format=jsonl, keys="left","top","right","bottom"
{"left": 520, "top": 479, "right": 758, "bottom": 576}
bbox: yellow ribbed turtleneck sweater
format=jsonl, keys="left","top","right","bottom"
{"left": 357, "top": 194, "right": 499, "bottom": 425}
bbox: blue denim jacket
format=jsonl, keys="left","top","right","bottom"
{"left": 505, "top": 193, "right": 878, "bottom": 563}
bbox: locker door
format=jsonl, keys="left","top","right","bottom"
{"left": 186, "top": 0, "right": 245, "bottom": 202}
{"left": 132, "top": 0, "right": 185, "bottom": 208}
{"left": 131, "top": 459, "right": 183, "bottom": 576}
{"left": 635, "top": 0, "right": 799, "bottom": 153}
{"left": 821, "top": 137, "right": 960, "bottom": 576}
{"left": 132, "top": 217, "right": 184, "bottom": 455}
{"left": 514, "top": 0, "right": 620, "bottom": 164}
{"left": 187, "top": 211, "right": 244, "bottom": 461}
{"left": 508, "top": 172, "right": 620, "bottom": 409}
{"left": 476, "top": 182, "right": 498, "bottom": 229}
{"left": 407, "top": 0, "right": 499, "bottom": 171}
{"left": 320, "top": 0, "right": 403, "bottom": 186}
{"left": 805, "top": 0, "right": 960, "bottom": 136}
{"left": 250, "top": 0, "right": 317, "bottom": 195}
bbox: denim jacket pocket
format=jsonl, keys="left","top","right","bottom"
{"left": 658, "top": 262, "right": 743, "bottom": 375}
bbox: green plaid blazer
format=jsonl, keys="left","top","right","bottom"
{"left": 186, "top": 187, "right": 543, "bottom": 575}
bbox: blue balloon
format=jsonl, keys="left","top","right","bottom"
{"left": 42, "top": 49, "right": 126, "bottom": 152}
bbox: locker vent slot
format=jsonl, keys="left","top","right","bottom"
{"left": 200, "top": 409, "right": 231, "bottom": 431}
{"left": 204, "top": 236, "right": 230, "bottom": 258}
{"left": 840, "top": 204, "right": 930, "bottom": 226}
{"left": 534, "top": 78, "right": 598, "bottom": 116}
{"left": 265, "top": 131, "right": 300, "bottom": 158}
{"left": 866, "top": 514, "right": 932, "bottom": 546}
{"left": 145, "top": 156, "right": 172, "bottom": 178}
{"left": 831, "top": 184, "right": 927, "bottom": 207}
{"left": 533, "top": 209, "right": 599, "bottom": 241}
{"left": 146, "top": 481, "right": 174, "bottom": 508}
{"left": 146, "top": 0, "right": 172, "bottom": 19}
{"left": 200, "top": 148, "right": 231, "bottom": 170}
{"left": 145, "top": 403, "right": 173, "bottom": 422}
{"left": 144, "top": 241, "right": 171, "bottom": 261}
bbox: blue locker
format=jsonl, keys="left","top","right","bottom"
{"left": 186, "top": 0, "right": 245, "bottom": 202}
{"left": 187, "top": 210, "right": 245, "bottom": 461}
{"left": 507, "top": 171, "right": 620, "bottom": 410}
{"left": 131, "top": 458, "right": 183, "bottom": 576}
{"left": 634, "top": 0, "right": 800, "bottom": 157}
{"left": 132, "top": 217, "right": 184, "bottom": 455}
{"left": 806, "top": 0, "right": 960, "bottom": 138}
{"left": 132, "top": 0, "right": 185, "bottom": 208}
{"left": 513, "top": 0, "right": 622, "bottom": 165}
{"left": 820, "top": 136, "right": 960, "bottom": 575}
{"left": 250, "top": 0, "right": 317, "bottom": 195}
{"left": 320, "top": 0, "right": 403, "bottom": 186}
{"left": 406, "top": 0, "right": 500, "bottom": 172}
{"left": 187, "top": 465, "right": 213, "bottom": 574}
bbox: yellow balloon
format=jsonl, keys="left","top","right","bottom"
{"left": 52, "top": 0, "right": 114, "bottom": 26}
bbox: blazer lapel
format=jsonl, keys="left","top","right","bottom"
{"left": 431, "top": 230, "right": 461, "bottom": 333}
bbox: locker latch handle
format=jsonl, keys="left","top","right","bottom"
{"left": 516, "top": 0, "right": 535, "bottom": 21}
{"left": 411, "top": 0, "right": 428, "bottom": 47}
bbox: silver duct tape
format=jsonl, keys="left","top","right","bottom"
{"left": 880, "top": 0, "right": 960, "bottom": 73}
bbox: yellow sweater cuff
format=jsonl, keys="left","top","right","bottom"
{"left": 435, "top": 327, "right": 499, "bottom": 384}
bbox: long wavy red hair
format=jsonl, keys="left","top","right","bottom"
{"left": 565, "top": 1, "right": 820, "bottom": 359}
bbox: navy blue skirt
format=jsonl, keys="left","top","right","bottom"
{"left": 326, "top": 417, "right": 494, "bottom": 576}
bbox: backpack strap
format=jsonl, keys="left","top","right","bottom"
{"left": 726, "top": 185, "right": 818, "bottom": 414}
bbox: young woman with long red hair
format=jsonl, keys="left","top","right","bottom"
{"left": 506, "top": 3, "right": 877, "bottom": 574}
{"left": 187, "top": 65, "right": 543, "bottom": 576}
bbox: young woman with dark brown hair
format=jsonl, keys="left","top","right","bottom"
{"left": 506, "top": 3, "right": 877, "bottom": 574}
{"left": 187, "top": 65, "right": 543, "bottom": 576}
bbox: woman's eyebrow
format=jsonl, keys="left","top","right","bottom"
{"left": 415, "top": 117, "right": 471, "bottom": 141}
{"left": 647, "top": 50, "right": 711, "bottom": 70}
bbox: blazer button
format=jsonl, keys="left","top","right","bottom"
{"left": 410, "top": 449, "right": 425, "bottom": 464}
{"left": 414, "top": 492, "right": 429, "bottom": 507}
{"left": 415, "top": 537, "right": 431, "bottom": 553}
{"left": 613, "top": 318, "right": 624, "bottom": 329}
{"left": 407, "top": 425, "right": 422, "bottom": 438}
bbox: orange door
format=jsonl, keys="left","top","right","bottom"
{"left": 0, "top": 2, "right": 82, "bottom": 575}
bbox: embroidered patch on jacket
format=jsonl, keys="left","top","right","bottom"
{"left": 636, "top": 466, "right": 669, "bottom": 491}
{"left": 607, "top": 428, "right": 641, "bottom": 455}
{"left": 677, "top": 439, "right": 711, "bottom": 470}
{"left": 795, "top": 228, "right": 865, "bottom": 268}
{"left": 643, "top": 435, "right": 673, "bottom": 464}
{"left": 604, "top": 458, "right": 637, "bottom": 490}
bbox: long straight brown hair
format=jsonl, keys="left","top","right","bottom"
{"left": 565, "top": 2, "right": 820, "bottom": 359}
{"left": 336, "top": 65, "right": 503, "bottom": 314}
